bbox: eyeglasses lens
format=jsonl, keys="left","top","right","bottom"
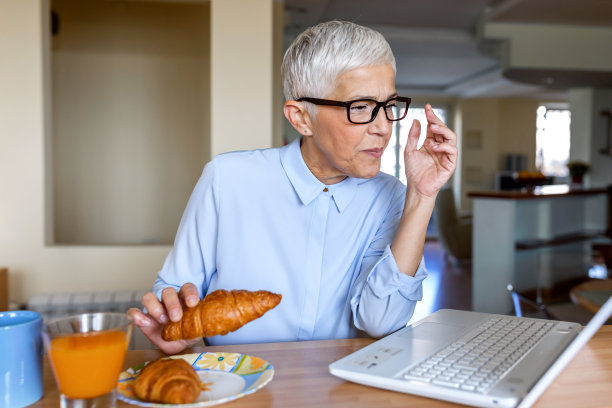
{"left": 348, "top": 99, "right": 408, "bottom": 123}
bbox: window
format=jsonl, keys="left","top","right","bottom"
{"left": 381, "top": 106, "right": 448, "bottom": 184}
{"left": 535, "top": 104, "right": 571, "bottom": 177}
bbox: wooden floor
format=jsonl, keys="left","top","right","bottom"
{"left": 410, "top": 240, "right": 472, "bottom": 324}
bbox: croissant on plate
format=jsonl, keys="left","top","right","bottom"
{"left": 162, "top": 289, "right": 282, "bottom": 341}
{"left": 133, "top": 358, "right": 201, "bottom": 404}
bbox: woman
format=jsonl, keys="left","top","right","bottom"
{"left": 128, "top": 20, "right": 457, "bottom": 354}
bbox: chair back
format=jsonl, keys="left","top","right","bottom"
{"left": 434, "top": 188, "right": 459, "bottom": 227}
{"left": 433, "top": 187, "right": 472, "bottom": 262}
{"left": 507, "top": 284, "right": 551, "bottom": 319}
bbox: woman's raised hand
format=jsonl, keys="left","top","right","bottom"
{"left": 403, "top": 104, "right": 458, "bottom": 198}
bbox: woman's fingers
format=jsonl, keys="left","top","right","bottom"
{"left": 142, "top": 291, "right": 169, "bottom": 324}
{"left": 428, "top": 122, "right": 456, "bottom": 146}
{"left": 424, "top": 104, "right": 456, "bottom": 146}
{"left": 430, "top": 142, "right": 457, "bottom": 158}
{"left": 423, "top": 133, "right": 457, "bottom": 152}
{"left": 161, "top": 287, "right": 184, "bottom": 322}
{"left": 139, "top": 283, "right": 200, "bottom": 326}
{"left": 126, "top": 307, "right": 152, "bottom": 328}
{"left": 405, "top": 119, "right": 421, "bottom": 152}
{"left": 131, "top": 290, "right": 203, "bottom": 354}
{"left": 425, "top": 104, "right": 444, "bottom": 126}
{"left": 179, "top": 283, "right": 200, "bottom": 308}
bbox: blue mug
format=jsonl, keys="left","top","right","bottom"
{"left": 0, "top": 311, "right": 44, "bottom": 408}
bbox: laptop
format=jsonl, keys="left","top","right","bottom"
{"left": 329, "top": 296, "right": 612, "bottom": 408}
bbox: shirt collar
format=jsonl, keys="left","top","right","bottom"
{"left": 280, "top": 137, "right": 363, "bottom": 213}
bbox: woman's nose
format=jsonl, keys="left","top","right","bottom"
{"left": 370, "top": 108, "right": 392, "bottom": 135}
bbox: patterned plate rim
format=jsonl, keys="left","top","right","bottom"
{"left": 116, "top": 352, "right": 274, "bottom": 407}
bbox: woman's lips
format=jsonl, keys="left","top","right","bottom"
{"left": 363, "top": 148, "right": 383, "bottom": 158}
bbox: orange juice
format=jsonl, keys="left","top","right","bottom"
{"left": 49, "top": 329, "right": 129, "bottom": 399}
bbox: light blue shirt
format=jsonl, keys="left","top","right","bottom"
{"left": 153, "top": 138, "right": 427, "bottom": 345}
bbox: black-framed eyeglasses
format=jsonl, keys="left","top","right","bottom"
{"left": 296, "top": 96, "right": 411, "bottom": 124}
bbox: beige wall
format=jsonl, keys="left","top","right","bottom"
{"left": 459, "top": 97, "right": 540, "bottom": 211}
{"left": 497, "top": 98, "right": 539, "bottom": 171}
{"left": 52, "top": 0, "right": 210, "bottom": 245}
{"left": 210, "top": 0, "right": 274, "bottom": 156}
{"left": 0, "top": 0, "right": 280, "bottom": 305}
{"left": 0, "top": 0, "right": 607, "bottom": 305}
{"left": 0, "top": 0, "right": 171, "bottom": 305}
{"left": 460, "top": 98, "right": 500, "bottom": 210}
{"left": 484, "top": 22, "right": 612, "bottom": 72}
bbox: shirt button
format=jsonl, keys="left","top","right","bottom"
{"left": 323, "top": 188, "right": 328, "bottom": 192}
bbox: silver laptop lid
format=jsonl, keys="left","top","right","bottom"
{"left": 517, "top": 295, "right": 612, "bottom": 408}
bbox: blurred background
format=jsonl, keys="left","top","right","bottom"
{"left": 1, "top": 0, "right": 611, "bottom": 322}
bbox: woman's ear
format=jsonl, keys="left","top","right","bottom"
{"left": 283, "top": 101, "right": 314, "bottom": 136}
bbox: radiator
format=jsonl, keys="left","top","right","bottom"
{"left": 27, "top": 289, "right": 154, "bottom": 350}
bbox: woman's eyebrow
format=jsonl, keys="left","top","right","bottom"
{"left": 349, "top": 92, "right": 399, "bottom": 100}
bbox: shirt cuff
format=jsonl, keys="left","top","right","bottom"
{"left": 365, "top": 244, "right": 428, "bottom": 300}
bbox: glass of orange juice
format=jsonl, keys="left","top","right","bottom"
{"left": 42, "top": 313, "right": 133, "bottom": 408}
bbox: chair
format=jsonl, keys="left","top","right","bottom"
{"left": 507, "top": 284, "right": 595, "bottom": 324}
{"left": 433, "top": 187, "right": 472, "bottom": 263}
{"left": 507, "top": 284, "right": 551, "bottom": 319}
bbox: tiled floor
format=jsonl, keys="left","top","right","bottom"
{"left": 409, "top": 240, "right": 472, "bottom": 324}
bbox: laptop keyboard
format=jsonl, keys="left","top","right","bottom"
{"left": 402, "top": 317, "right": 555, "bottom": 393}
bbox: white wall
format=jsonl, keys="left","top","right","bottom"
{"left": 590, "top": 89, "right": 612, "bottom": 187}
{"left": 568, "top": 88, "right": 593, "bottom": 162}
{"left": 570, "top": 87, "right": 612, "bottom": 188}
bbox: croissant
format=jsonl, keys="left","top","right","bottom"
{"left": 162, "top": 289, "right": 282, "bottom": 341}
{"left": 133, "top": 358, "right": 201, "bottom": 404}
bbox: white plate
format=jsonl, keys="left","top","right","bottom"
{"left": 117, "top": 352, "right": 274, "bottom": 407}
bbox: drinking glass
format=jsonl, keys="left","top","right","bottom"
{"left": 42, "top": 312, "right": 133, "bottom": 408}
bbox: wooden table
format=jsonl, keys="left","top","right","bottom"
{"left": 570, "top": 279, "right": 612, "bottom": 314}
{"left": 32, "top": 326, "right": 612, "bottom": 408}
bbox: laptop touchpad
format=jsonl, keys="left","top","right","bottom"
{"left": 400, "top": 322, "right": 464, "bottom": 340}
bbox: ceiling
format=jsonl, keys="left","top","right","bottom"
{"left": 283, "top": 0, "right": 612, "bottom": 99}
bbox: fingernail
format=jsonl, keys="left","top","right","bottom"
{"left": 170, "top": 310, "right": 181, "bottom": 321}
{"left": 431, "top": 124, "right": 439, "bottom": 129}
{"left": 139, "top": 317, "right": 151, "bottom": 326}
{"left": 159, "top": 314, "right": 168, "bottom": 324}
{"left": 187, "top": 296, "right": 198, "bottom": 307}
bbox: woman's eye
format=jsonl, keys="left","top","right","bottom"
{"left": 350, "top": 104, "right": 370, "bottom": 112}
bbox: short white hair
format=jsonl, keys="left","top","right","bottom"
{"left": 282, "top": 20, "right": 396, "bottom": 104}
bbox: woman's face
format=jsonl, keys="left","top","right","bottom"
{"left": 301, "top": 64, "right": 396, "bottom": 184}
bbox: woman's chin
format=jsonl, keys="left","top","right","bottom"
{"left": 354, "top": 167, "right": 381, "bottom": 179}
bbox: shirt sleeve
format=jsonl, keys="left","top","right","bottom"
{"left": 349, "top": 186, "right": 428, "bottom": 338}
{"left": 152, "top": 160, "right": 220, "bottom": 300}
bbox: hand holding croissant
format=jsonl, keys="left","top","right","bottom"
{"left": 162, "top": 289, "right": 282, "bottom": 341}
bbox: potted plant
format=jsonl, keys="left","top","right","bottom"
{"left": 567, "top": 161, "right": 590, "bottom": 185}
